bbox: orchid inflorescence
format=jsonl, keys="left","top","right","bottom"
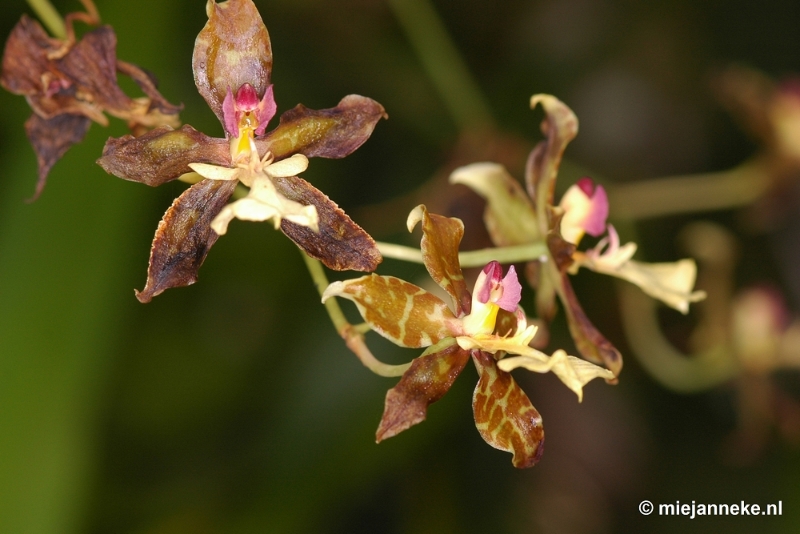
{"left": 1, "top": 0, "right": 706, "bottom": 467}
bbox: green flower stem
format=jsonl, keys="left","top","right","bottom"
{"left": 607, "top": 159, "right": 770, "bottom": 220}
{"left": 387, "top": 0, "right": 495, "bottom": 130}
{"left": 26, "top": 0, "right": 66, "bottom": 39}
{"left": 376, "top": 241, "right": 549, "bottom": 267}
{"left": 300, "top": 250, "right": 410, "bottom": 377}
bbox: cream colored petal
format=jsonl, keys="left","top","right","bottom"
{"left": 580, "top": 249, "right": 705, "bottom": 314}
{"left": 188, "top": 162, "right": 240, "bottom": 181}
{"left": 265, "top": 153, "right": 309, "bottom": 178}
{"left": 210, "top": 204, "right": 237, "bottom": 235}
{"left": 449, "top": 163, "right": 540, "bottom": 245}
{"left": 616, "top": 259, "right": 705, "bottom": 314}
{"left": 498, "top": 349, "right": 615, "bottom": 401}
{"left": 210, "top": 175, "right": 319, "bottom": 235}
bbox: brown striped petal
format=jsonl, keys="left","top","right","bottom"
{"left": 322, "top": 275, "right": 462, "bottom": 348}
{"left": 135, "top": 179, "right": 237, "bottom": 303}
{"left": 472, "top": 350, "right": 544, "bottom": 468}
{"left": 97, "top": 125, "right": 230, "bottom": 186}
{"left": 256, "top": 95, "right": 387, "bottom": 160}
{"left": 407, "top": 205, "right": 471, "bottom": 317}
{"left": 376, "top": 340, "right": 470, "bottom": 442}
{"left": 192, "top": 0, "right": 272, "bottom": 129}
{"left": 274, "top": 175, "right": 381, "bottom": 272}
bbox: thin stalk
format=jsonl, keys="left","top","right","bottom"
{"left": 301, "top": 250, "right": 410, "bottom": 377}
{"left": 607, "top": 160, "right": 770, "bottom": 220}
{"left": 26, "top": 0, "right": 66, "bottom": 39}
{"left": 376, "top": 241, "right": 548, "bottom": 267}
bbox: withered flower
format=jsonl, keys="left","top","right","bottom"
{"left": 450, "top": 95, "right": 705, "bottom": 377}
{"left": 0, "top": 1, "right": 181, "bottom": 199}
{"left": 97, "top": 0, "right": 387, "bottom": 302}
{"left": 323, "top": 205, "right": 613, "bottom": 468}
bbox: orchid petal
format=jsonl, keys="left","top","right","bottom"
{"left": 407, "top": 205, "right": 471, "bottom": 316}
{"left": 264, "top": 153, "right": 309, "bottom": 178}
{"left": 135, "top": 179, "right": 236, "bottom": 303}
{"left": 274, "top": 175, "right": 382, "bottom": 272}
{"left": 193, "top": 0, "right": 273, "bottom": 128}
{"left": 450, "top": 162, "right": 540, "bottom": 246}
{"left": 496, "top": 265, "right": 523, "bottom": 312}
{"left": 322, "top": 275, "right": 461, "bottom": 348}
{"left": 256, "top": 95, "right": 387, "bottom": 159}
{"left": 376, "top": 339, "right": 470, "bottom": 442}
{"left": 527, "top": 94, "right": 579, "bottom": 204}
{"left": 210, "top": 174, "right": 318, "bottom": 234}
{"left": 98, "top": 125, "right": 230, "bottom": 186}
{"left": 498, "top": 349, "right": 616, "bottom": 402}
{"left": 188, "top": 162, "right": 240, "bottom": 181}
{"left": 472, "top": 351, "right": 544, "bottom": 468}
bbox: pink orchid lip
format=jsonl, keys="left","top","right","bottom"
{"left": 475, "top": 261, "right": 522, "bottom": 312}
{"left": 476, "top": 261, "right": 503, "bottom": 304}
{"left": 577, "top": 177, "right": 609, "bottom": 237}
{"left": 221, "top": 83, "right": 277, "bottom": 138}
{"left": 496, "top": 265, "right": 522, "bottom": 312}
{"left": 576, "top": 176, "right": 596, "bottom": 197}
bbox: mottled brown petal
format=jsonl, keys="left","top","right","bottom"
{"left": 559, "top": 271, "right": 622, "bottom": 376}
{"left": 408, "top": 205, "right": 470, "bottom": 317}
{"left": 274, "top": 174, "right": 381, "bottom": 271}
{"left": 472, "top": 350, "right": 544, "bottom": 468}
{"left": 135, "top": 179, "right": 236, "bottom": 303}
{"left": 0, "top": 15, "right": 55, "bottom": 96}
{"left": 257, "top": 95, "right": 387, "bottom": 160}
{"left": 24, "top": 113, "right": 91, "bottom": 200}
{"left": 526, "top": 94, "right": 579, "bottom": 206}
{"left": 97, "top": 125, "right": 230, "bottom": 186}
{"left": 376, "top": 340, "right": 470, "bottom": 442}
{"left": 193, "top": 0, "right": 272, "bottom": 126}
{"left": 323, "top": 274, "right": 460, "bottom": 348}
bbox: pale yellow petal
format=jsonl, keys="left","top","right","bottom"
{"left": 580, "top": 249, "right": 705, "bottom": 314}
{"left": 498, "top": 349, "right": 615, "bottom": 401}
{"left": 449, "top": 163, "right": 540, "bottom": 245}
{"left": 188, "top": 162, "right": 240, "bottom": 181}
{"left": 265, "top": 153, "right": 309, "bottom": 178}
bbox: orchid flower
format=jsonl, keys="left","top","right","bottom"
{"left": 96, "top": 0, "right": 387, "bottom": 302}
{"left": 0, "top": 0, "right": 181, "bottom": 199}
{"left": 323, "top": 205, "right": 614, "bottom": 468}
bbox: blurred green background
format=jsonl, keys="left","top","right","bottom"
{"left": 1, "top": 0, "right": 799, "bottom": 533}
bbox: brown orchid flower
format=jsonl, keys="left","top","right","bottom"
{"left": 0, "top": 0, "right": 181, "bottom": 200}
{"left": 323, "top": 205, "right": 614, "bottom": 468}
{"left": 96, "top": 0, "right": 387, "bottom": 302}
